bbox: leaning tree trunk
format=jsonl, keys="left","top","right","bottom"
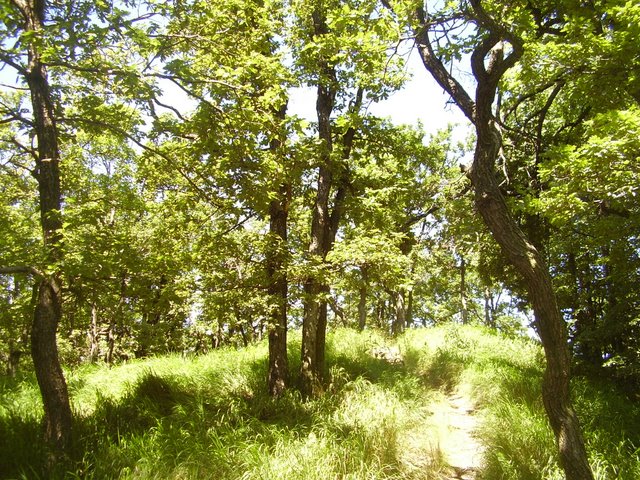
{"left": 16, "top": 0, "right": 73, "bottom": 463}
{"left": 403, "top": 0, "right": 595, "bottom": 476}
{"left": 471, "top": 118, "right": 593, "bottom": 480}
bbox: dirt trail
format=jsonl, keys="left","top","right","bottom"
{"left": 397, "top": 385, "right": 484, "bottom": 479}
{"left": 420, "top": 388, "right": 482, "bottom": 480}
{"left": 437, "top": 390, "right": 484, "bottom": 479}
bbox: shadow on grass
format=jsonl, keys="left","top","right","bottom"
{"left": 12, "top": 330, "right": 636, "bottom": 480}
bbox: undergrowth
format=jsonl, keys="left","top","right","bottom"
{"left": 1, "top": 325, "right": 639, "bottom": 479}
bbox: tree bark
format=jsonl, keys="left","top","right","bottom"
{"left": 267, "top": 182, "right": 290, "bottom": 396}
{"left": 459, "top": 254, "right": 469, "bottom": 324}
{"left": 88, "top": 303, "right": 100, "bottom": 363}
{"left": 392, "top": 290, "right": 406, "bottom": 335}
{"left": 300, "top": 5, "right": 336, "bottom": 398}
{"left": 357, "top": 267, "right": 368, "bottom": 331}
{"left": 32, "top": 277, "right": 72, "bottom": 462}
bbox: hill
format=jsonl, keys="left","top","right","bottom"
{"left": 1, "top": 325, "right": 639, "bottom": 479}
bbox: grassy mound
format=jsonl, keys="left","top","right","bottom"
{"left": 1, "top": 325, "right": 639, "bottom": 479}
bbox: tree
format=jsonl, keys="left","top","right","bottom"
{"left": 385, "top": 0, "right": 594, "bottom": 477}
{"left": 289, "top": 0, "right": 405, "bottom": 396}
{"left": 147, "top": 0, "right": 298, "bottom": 395}
{"left": 0, "top": 0, "right": 164, "bottom": 461}
{"left": 0, "top": 0, "right": 74, "bottom": 461}
{"left": 495, "top": 0, "right": 640, "bottom": 387}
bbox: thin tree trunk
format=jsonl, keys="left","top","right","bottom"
{"left": 358, "top": 278, "right": 367, "bottom": 331}
{"left": 14, "top": 0, "right": 73, "bottom": 463}
{"left": 267, "top": 182, "right": 289, "bottom": 396}
{"left": 460, "top": 254, "right": 469, "bottom": 324}
{"left": 88, "top": 303, "right": 100, "bottom": 363}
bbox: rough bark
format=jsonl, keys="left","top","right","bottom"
{"left": 300, "top": 5, "right": 336, "bottom": 397}
{"left": 264, "top": 96, "right": 290, "bottom": 397}
{"left": 267, "top": 183, "right": 290, "bottom": 396}
{"left": 32, "top": 277, "right": 72, "bottom": 463}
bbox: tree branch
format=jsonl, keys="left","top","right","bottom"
{"left": 415, "top": 28, "right": 476, "bottom": 123}
{"left": 60, "top": 115, "right": 224, "bottom": 209}
{"left": 0, "top": 265, "right": 44, "bottom": 278}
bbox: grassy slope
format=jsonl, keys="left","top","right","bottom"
{"left": 1, "top": 325, "right": 639, "bottom": 479}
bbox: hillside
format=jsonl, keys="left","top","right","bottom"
{"left": 1, "top": 325, "right": 639, "bottom": 479}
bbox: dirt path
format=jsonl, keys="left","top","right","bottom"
{"left": 437, "top": 390, "right": 484, "bottom": 479}
{"left": 397, "top": 384, "right": 484, "bottom": 479}
{"left": 412, "top": 387, "right": 482, "bottom": 480}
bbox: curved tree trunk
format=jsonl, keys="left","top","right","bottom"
{"left": 400, "top": 0, "right": 595, "bottom": 477}
{"left": 471, "top": 119, "right": 593, "bottom": 480}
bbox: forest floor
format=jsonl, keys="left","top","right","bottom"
{"left": 2, "top": 326, "right": 638, "bottom": 479}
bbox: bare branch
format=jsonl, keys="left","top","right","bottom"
{"left": 414, "top": 28, "right": 476, "bottom": 123}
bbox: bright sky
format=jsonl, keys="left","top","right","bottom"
{"left": 288, "top": 53, "right": 471, "bottom": 137}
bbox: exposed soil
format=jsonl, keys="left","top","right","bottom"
{"left": 426, "top": 386, "right": 484, "bottom": 480}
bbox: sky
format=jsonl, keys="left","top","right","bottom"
{"left": 287, "top": 52, "right": 471, "bottom": 138}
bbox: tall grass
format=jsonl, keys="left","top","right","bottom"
{"left": 400, "top": 323, "right": 640, "bottom": 479}
{"left": 1, "top": 325, "right": 639, "bottom": 479}
{"left": 0, "top": 329, "right": 446, "bottom": 479}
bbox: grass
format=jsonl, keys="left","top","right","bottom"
{"left": 1, "top": 325, "right": 639, "bottom": 479}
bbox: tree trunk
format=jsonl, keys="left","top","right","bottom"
{"left": 406, "top": 288, "right": 414, "bottom": 329}
{"left": 301, "top": 160, "right": 332, "bottom": 396}
{"left": 358, "top": 283, "right": 367, "bottom": 331}
{"left": 407, "top": 1, "right": 594, "bottom": 476}
{"left": 483, "top": 286, "right": 496, "bottom": 328}
{"left": 88, "top": 303, "right": 100, "bottom": 363}
{"left": 17, "top": 0, "right": 73, "bottom": 463}
{"left": 392, "top": 290, "right": 406, "bottom": 336}
{"left": 267, "top": 183, "right": 289, "bottom": 396}
{"left": 32, "top": 277, "right": 72, "bottom": 464}
{"left": 300, "top": 5, "right": 336, "bottom": 398}
{"left": 459, "top": 254, "right": 469, "bottom": 324}
{"left": 470, "top": 122, "right": 593, "bottom": 479}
